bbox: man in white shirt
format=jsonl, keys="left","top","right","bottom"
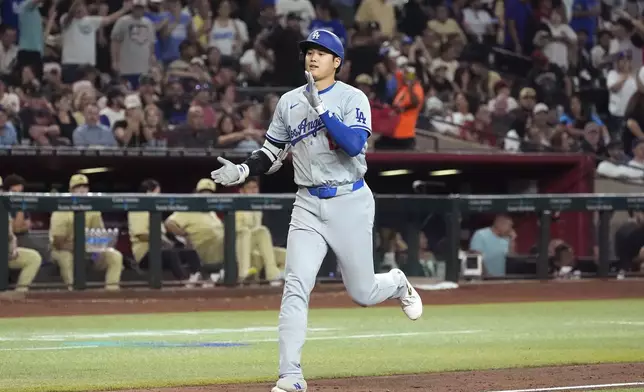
{"left": 0, "top": 25, "right": 18, "bottom": 76}
{"left": 275, "top": 0, "right": 316, "bottom": 36}
{"left": 600, "top": 139, "right": 644, "bottom": 181}
{"left": 60, "top": 0, "right": 132, "bottom": 83}
{"left": 462, "top": 0, "right": 494, "bottom": 43}
{"left": 543, "top": 10, "right": 577, "bottom": 71}
{"left": 239, "top": 37, "right": 274, "bottom": 84}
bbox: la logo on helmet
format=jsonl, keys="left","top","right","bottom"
{"left": 311, "top": 31, "right": 320, "bottom": 40}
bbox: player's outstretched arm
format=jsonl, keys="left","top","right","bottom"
{"left": 302, "top": 71, "right": 370, "bottom": 157}
{"left": 210, "top": 139, "right": 289, "bottom": 186}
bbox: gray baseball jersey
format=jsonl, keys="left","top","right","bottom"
{"left": 266, "top": 81, "right": 371, "bottom": 187}
{"left": 269, "top": 81, "right": 408, "bottom": 382}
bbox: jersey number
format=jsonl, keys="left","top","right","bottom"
{"left": 326, "top": 132, "right": 338, "bottom": 150}
{"left": 355, "top": 108, "right": 367, "bottom": 124}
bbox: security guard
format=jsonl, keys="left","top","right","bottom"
{"left": 236, "top": 178, "right": 285, "bottom": 285}
{"left": 165, "top": 179, "right": 227, "bottom": 284}
{"left": 49, "top": 174, "right": 123, "bottom": 290}
{"left": 2, "top": 176, "right": 42, "bottom": 292}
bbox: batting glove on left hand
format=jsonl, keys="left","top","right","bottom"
{"left": 211, "top": 157, "right": 249, "bottom": 186}
{"left": 303, "top": 71, "right": 327, "bottom": 115}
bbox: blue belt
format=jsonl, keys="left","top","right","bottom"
{"left": 306, "top": 179, "right": 365, "bottom": 199}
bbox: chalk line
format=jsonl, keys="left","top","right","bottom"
{"left": 488, "top": 381, "right": 644, "bottom": 392}
{"left": 0, "top": 330, "right": 481, "bottom": 352}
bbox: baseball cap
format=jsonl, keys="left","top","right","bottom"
{"left": 355, "top": 74, "right": 374, "bottom": 85}
{"left": 69, "top": 174, "right": 89, "bottom": 190}
{"left": 124, "top": 94, "right": 142, "bottom": 109}
{"left": 196, "top": 179, "right": 216, "bottom": 193}
{"left": 533, "top": 103, "right": 549, "bottom": 114}
{"left": 519, "top": 87, "right": 537, "bottom": 99}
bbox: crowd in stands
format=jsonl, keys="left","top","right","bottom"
{"left": 1, "top": 0, "right": 644, "bottom": 180}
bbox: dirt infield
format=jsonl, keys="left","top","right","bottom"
{"left": 118, "top": 363, "right": 644, "bottom": 392}
{"left": 1, "top": 279, "right": 643, "bottom": 391}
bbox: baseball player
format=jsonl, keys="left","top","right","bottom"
{"left": 211, "top": 30, "right": 423, "bottom": 392}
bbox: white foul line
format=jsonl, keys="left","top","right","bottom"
{"left": 0, "top": 330, "right": 481, "bottom": 352}
{"left": 488, "top": 381, "right": 644, "bottom": 392}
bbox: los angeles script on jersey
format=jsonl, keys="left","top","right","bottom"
{"left": 287, "top": 117, "right": 325, "bottom": 145}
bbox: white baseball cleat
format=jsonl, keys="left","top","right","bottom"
{"left": 391, "top": 268, "right": 423, "bottom": 320}
{"left": 271, "top": 377, "right": 307, "bottom": 392}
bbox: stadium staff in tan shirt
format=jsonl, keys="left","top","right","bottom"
{"left": 165, "top": 178, "right": 228, "bottom": 285}
{"left": 49, "top": 174, "right": 123, "bottom": 290}
{"left": 236, "top": 178, "right": 285, "bottom": 285}
{"left": 1, "top": 176, "right": 42, "bottom": 292}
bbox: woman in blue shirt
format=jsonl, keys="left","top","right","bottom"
{"left": 559, "top": 94, "right": 606, "bottom": 138}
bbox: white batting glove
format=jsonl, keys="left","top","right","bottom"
{"left": 303, "top": 71, "right": 327, "bottom": 115}
{"left": 210, "top": 157, "right": 249, "bottom": 186}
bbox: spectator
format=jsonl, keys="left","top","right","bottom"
{"left": 239, "top": 36, "right": 275, "bottom": 85}
{"left": 113, "top": 94, "right": 151, "bottom": 147}
{"left": 542, "top": 9, "right": 577, "bottom": 72}
{"left": 345, "top": 25, "right": 381, "bottom": 84}
{"left": 72, "top": 103, "right": 118, "bottom": 147}
{"left": 157, "top": 0, "right": 194, "bottom": 65}
{"left": 72, "top": 87, "right": 96, "bottom": 125}
{"left": 469, "top": 214, "right": 516, "bottom": 277}
{"left": 504, "top": 0, "right": 536, "bottom": 55}
{"left": 431, "top": 42, "right": 460, "bottom": 82}
{"left": 550, "top": 130, "right": 575, "bottom": 152}
{"left": 216, "top": 112, "right": 259, "bottom": 151}
{"left": 235, "top": 177, "right": 283, "bottom": 285}
{"left": 607, "top": 51, "right": 637, "bottom": 137}
{"left": 276, "top": 0, "right": 316, "bottom": 36}
{"left": 447, "top": 92, "right": 476, "bottom": 137}
{"left": 526, "top": 50, "right": 570, "bottom": 108}
{"left": 609, "top": 16, "right": 642, "bottom": 71}
{"left": 428, "top": 4, "right": 467, "bottom": 45}
{"left": 110, "top": 0, "right": 156, "bottom": 90}
{"left": 487, "top": 80, "right": 518, "bottom": 115}
{"left": 53, "top": 90, "right": 78, "bottom": 142}
{"left": 462, "top": 0, "right": 496, "bottom": 44}
{"left": 265, "top": 12, "right": 305, "bottom": 86}
{"left": 60, "top": 0, "right": 131, "bottom": 84}
{"left": 136, "top": 74, "right": 160, "bottom": 107}
{"left": 579, "top": 122, "right": 609, "bottom": 164}
{"left": 559, "top": 94, "right": 606, "bottom": 138}
{"left": 99, "top": 88, "right": 125, "bottom": 128}
{"left": 191, "top": 0, "right": 212, "bottom": 51}
{"left": 590, "top": 30, "right": 615, "bottom": 73}
{"left": 309, "top": 2, "right": 347, "bottom": 44}
{"left": 208, "top": 0, "right": 249, "bottom": 58}
{"left": 429, "top": 63, "right": 455, "bottom": 102}
{"left": 0, "top": 79, "right": 20, "bottom": 115}
{"left": 191, "top": 83, "right": 217, "bottom": 127}
{"left": 142, "top": 103, "right": 166, "bottom": 146}
{"left": 0, "top": 24, "right": 18, "bottom": 77}
{"left": 521, "top": 103, "right": 552, "bottom": 151}
{"left": 620, "top": 139, "right": 644, "bottom": 181}
{"left": 15, "top": 0, "right": 44, "bottom": 80}
{"left": 597, "top": 140, "right": 630, "bottom": 178}
{"left": 49, "top": 174, "right": 123, "bottom": 291}
{"left": 375, "top": 66, "right": 423, "bottom": 150}
{"left": 166, "top": 105, "right": 218, "bottom": 148}
{"left": 355, "top": 0, "right": 396, "bottom": 38}
{"left": 20, "top": 87, "right": 63, "bottom": 146}
{"left": 569, "top": 0, "right": 599, "bottom": 49}
{"left": 159, "top": 80, "right": 189, "bottom": 125}
{"left": 454, "top": 66, "right": 482, "bottom": 98}
{"left": 624, "top": 92, "right": 644, "bottom": 156}
{"left": 0, "top": 106, "right": 18, "bottom": 146}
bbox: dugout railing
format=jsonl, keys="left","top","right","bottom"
{"left": 0, "top": 193, "right": 631, "bottom": 291}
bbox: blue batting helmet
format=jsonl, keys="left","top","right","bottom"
{"left": 299, "top": 30, "right": 345, "bottom": 66}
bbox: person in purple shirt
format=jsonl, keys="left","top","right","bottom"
{"left": 308, "top": 2, "right": 347, "bottom": 44}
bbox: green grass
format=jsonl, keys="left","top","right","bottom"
{"left": 0, "top": 299, "right": 643, "bottom": 392}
